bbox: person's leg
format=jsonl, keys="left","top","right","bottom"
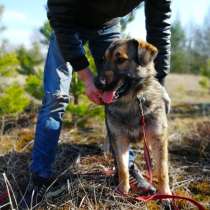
{"left": 31, "top": 33, "right": 72, "bottom": 178}
{"left": 88, "top": 23, "right": 122, "bottom": 72}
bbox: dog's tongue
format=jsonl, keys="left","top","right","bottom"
{"left": 101, "top": 91, "right": 116, "bottom": 104}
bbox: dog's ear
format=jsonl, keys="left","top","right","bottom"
{"left": 131, "top": 39, "right": 158, "bottom": 66}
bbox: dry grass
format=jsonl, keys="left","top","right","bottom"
{"left": 0, "top": 114, "right": 209, "bottom": 209}
{"left": 166, "top": 73, "right": 210, "bottom": 105}
{"left": 0, "top": 74, "right": 210, "bottom": 209}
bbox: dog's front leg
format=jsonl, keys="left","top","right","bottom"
{"left": 150, "top": 133, "right": 171, "bottom": 195}
{"left": 111, "top": 137, "right": 130, "bottom": 194}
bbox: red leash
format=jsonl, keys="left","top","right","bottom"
{"left": 140, "top": 110, "right": 153, "bottom": 184}
{"left": 137, "top": 97, "right": 206, "bottom": 210}
{"left": 135, "top": 194, "right": 206, "bottom": 210}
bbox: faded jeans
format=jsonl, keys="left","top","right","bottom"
{"left": 31, "top": 23, "right": 136, "bottom": 178}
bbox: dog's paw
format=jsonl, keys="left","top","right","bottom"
{"left": 161, "top": 199, "right": 176, "bottom": 210}
{"left": 117, "top": 183, "right": 130, "bottom": 194}
{"left": 157, "top": 189, "right": 174, "bottom": 210}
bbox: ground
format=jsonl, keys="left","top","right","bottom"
{"left": 0, "top": 74, "right": 210, "bottom": 210}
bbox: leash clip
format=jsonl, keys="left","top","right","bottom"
{"left": 137, "top": 94, "right": 145, "bottom": 103}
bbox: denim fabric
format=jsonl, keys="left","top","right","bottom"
{"left": 31, "top": 34, "right": 72, "bottom": 178}
{"left": 31, "top": 23, "right": 135, "bottom": 178}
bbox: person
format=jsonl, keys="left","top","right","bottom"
{"left": 26, "top": 0, "right": 171, "bottom": 205}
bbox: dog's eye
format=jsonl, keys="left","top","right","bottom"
{"left": 116, "top": 57, "right": 127, "bottom": 65}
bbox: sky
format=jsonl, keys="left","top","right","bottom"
{"left": 0, "top": 0, "right": 210, "bottom": 47}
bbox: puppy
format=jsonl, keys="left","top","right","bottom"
{"left": 95, "top": 39, "right": 171, "bottom": 195}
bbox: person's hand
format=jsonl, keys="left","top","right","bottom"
{"left": 161, "top": 86, "right": 171, "bottom": 114}
{"left": 85, "top": 78, "right": 104, "bottom": 104}
{"left": 78, "top": 68, "right": 103, "bottom": 104}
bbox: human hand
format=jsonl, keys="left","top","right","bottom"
{"left": 78, "top": 68, "right": 103, "bottom": 104}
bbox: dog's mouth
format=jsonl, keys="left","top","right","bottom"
{"left": 99, "top": 81, "right": 130, "bottom": 104}
{"left": 112, "top": 77, "right": 133, "bottom": 99}
{"left": 99, "top": 77, "right": 135, "bottom": 103}
{"left": 95, "top": 72, "right": 144, "bottom": 104}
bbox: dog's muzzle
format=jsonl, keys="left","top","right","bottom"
{"left": 95, "top": 71, "right": 145, "bottom": 101}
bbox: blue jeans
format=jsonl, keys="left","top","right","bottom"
{"left": 31, "top": 23, "right": 135, "bottom": 178}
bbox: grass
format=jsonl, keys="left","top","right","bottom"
{"left": 0, "top": 74, "right": 210, "bottom": 209}
{"left": 0, "top": 114, "right": 209, "bottom": 209}
{"left": 165, "top": 73, "right": 210, "bottom": 105}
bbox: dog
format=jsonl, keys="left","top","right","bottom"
{"left": 95, "top": 39, "right": 171, "bottom": 196}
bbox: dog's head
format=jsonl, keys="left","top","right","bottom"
{"left": 95, "top": 39, "right": 158, "bottom": 98}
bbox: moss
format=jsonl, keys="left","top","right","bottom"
{"left": 0, "top": 135, "right": 15, "bottom": 153}
{"left": 189, "top": 181, "right": 210, "bottom": 196}
{"left": 15, "top": 128, "right": 34, "bottom": 152}
{"left": 146, "top": 201, "right": 160, "bottom": 210}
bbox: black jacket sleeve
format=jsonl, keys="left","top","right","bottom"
{"left": 47, "top": 2, "right": 89, "bottom": 71}
{"left": 145, "top": 0, "right": 171, "bottom": 84}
